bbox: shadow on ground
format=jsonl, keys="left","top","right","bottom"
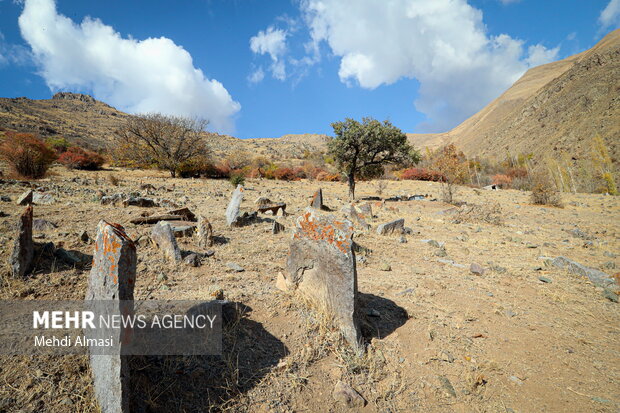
{"left": 358, "top": 292, "right": 408, "bottom": 341}
{"left": 128, "top": 303, "right": 287, "bottom": 412}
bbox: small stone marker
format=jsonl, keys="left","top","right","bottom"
{"left": 151, "top": 221, "right": 182, "bottom": 263}
{"left": 10, "top": 205, "right": 34, "bottom": 277}
{"left": 376, "top": 218, "right": 405, "bottom": 235}
{"left": 310, "top": 188, "right": 323, "bottom": 209}
{"left": 85, "top": 221, "right": 136, "bottom": 413}
{"left": 16, "top": 190, "right": 33, "bottom": 205}
{"left": 197, "top": 215, "right": 214, "bottom": 248}
{"left": 226, "top": 185, "right": 244, "bottom": 227}
{"left": 470, "top": 262, "right": 485, "bottom": 276}
{"left": 272, "top": 220, "right": 285, "bottom": 234}
{"left": 333, "top": 381, "right": 365, "bottom": 408}
{"left": 284, "top": 208, "right": 361, "bottom": 351}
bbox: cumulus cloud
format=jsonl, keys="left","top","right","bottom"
{"left": 249, "top": 26, "right": 288, "bottom": 80}
{"left": 599, "top": 0, "right": 620, "bottom": 29}
{"left": 248, "top": 66, "right": 265, "bottom": 84}
{"left": 18, "top": 0, "right": 240, "bottom": 133}
{"left": 301, "top": 0, "right": 559, "bottom": 132}
{"left": 0, "top": 31, "right": 31, "bottom": 66}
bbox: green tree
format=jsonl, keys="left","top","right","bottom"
{"left": 328, "top": 117, "right": 419, "bottom": 200}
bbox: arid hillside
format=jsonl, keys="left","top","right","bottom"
{"left": 408, "top": 29, "right": 620, "bottom": 167}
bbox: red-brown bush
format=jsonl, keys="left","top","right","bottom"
{"left": 0, "top": 132, "right": 57, "bottom": 178}
{"left": 273, "top": 167, "right": 302, "bottom": 181}
{"left": 491, "top": 174, "right": 512, "bottom": 188}
{"left": 316, "top": 171, "right": 341, "bottom": 182}
{"left": 507, "top": 167, "right": 528, "bottom": 179}
{"left": 399, "top": 167, "right": 445, "bottom": 182}
{"left": 58, "top": 146, "right": 105, "bottom": 170}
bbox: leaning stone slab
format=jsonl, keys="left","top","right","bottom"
{"left": 226, "top": 185, "right": 245, "bottom": 227}
{"left": 552, "top": 256, "right": 617, "bottom": 288}
{"left": 85, "top": 221, "right": 136, "bottom": 413}
{"left": 341, "top": 204, "right": 370, "bottom": 230}
{"left": 197, "top": 215, "right": 214, "bottom": 248}
{"left": 376, "top": 218, "right": 405, "bottom": 235}
{"left": 272, "top": 220, "right": 285, "bottom": 234}
{"left": 10, "top": 205, "right": 34, "bottom": 277}
{"left": 285, "top": 208, "right": 361, "bottom": 351}
{"left": 16, "top": 190, "right": 33, "bottom": 205}
{"left": 151, "top": 222, "right": 182, "bottom": 263}
{"left": 311, "top": 188, "right": 324, "bottom": 209}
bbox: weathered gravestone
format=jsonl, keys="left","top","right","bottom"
{"left": 341, "top": 204, "right": 370, "bottom": 230}
{"left": 284, "top": 208, "right": 362, "bottom": 351}
{"left": 10, "top": 205, "right": 34, "bottom": 277}
{"left": 376, "top": 218, "right": 405, "bottom": 235}
{"left": 272, "top": 220, "right": 285, "bottom": 234}
{"left": 197, "top": 215, "right": 214, "bottom": 248}
{"left": 311, "top": 188, "right": 324, "bottom": 209}
{"left": 226, "top": 185, "right": 244, "bottom": 227}
{"left": 151, "top": 221, "right": 182, "bottom": 263}
{"left": 16, "top": 190, "right": 33, "bottom": 205}
{"left": 86, "top": 221, "right": 136, "bottom": 413}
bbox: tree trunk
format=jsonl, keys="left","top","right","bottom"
{"left": 347, "top": 172, "right": 356, "bottom": 200}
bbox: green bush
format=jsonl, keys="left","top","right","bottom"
{"left": 229, "top": 174, "right": 245, "bottom": 187}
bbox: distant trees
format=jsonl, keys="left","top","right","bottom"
{"left": 432, "top": 144, "right": 467, "bottom": 203}
{"left": 113, "top": 113, "right": 209, "bottom": 177}
{"left": 328, "top": 117, "right": 419, "bottom": 200}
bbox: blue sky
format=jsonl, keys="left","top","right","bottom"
{"left": 0, "top": 0, "right": 618, "bottom": 138}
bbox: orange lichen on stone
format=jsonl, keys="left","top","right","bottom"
{"left": 295, "top": 210, "right": 352, "bottom": 254}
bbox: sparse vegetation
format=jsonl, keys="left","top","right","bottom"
{"left": 0, "top": 132, "right": 57, "bottom": 179}
{"left": 328, "top": 117, "right": 420, "bottom": 200}
{"left": 530, "top": 168, "right": 563, "bottom": 207}
{"left": 113, "top": 113, "right": 209, "bottom": 177}
{"left": 432, "top": 144, "right": 467, "bottom": 204}
{"left": 229, "top": 174, "right": 245, "bottom": 187}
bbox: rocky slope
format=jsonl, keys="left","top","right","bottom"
{"left": 408, "top": 29, "right": 620, "bottom": 167}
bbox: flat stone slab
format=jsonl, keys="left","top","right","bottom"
{"left": 552, "top": 256, "right": 617, "bottom": 288}
{"left": 257, "top": 202, "right": 287, "bottom": 215}
{"left": 161, "top": 220, "right": 196, "bottom": 237}
{"left": 376, "top": 218, "right": 405, "bottom": 235}
{"left": 285, "top": 208, "right": 361, "bottom": 351}
{"left": 86, "top": 221, "right": 136, "bottom": 413}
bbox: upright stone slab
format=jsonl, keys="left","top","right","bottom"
{"left": 86, "top": 221, "right": 136, "bottom": 413}
{"left": 226, "top": 185, "right": 244, "bottom": 227}
{"left": 285, "top": 208, "right": 361, "bottom": 351}
{"left": 10, "top": 205, "right": 34, "bottom": 277}
{"left": 311, "top": 189, "right": 324, "bottom": 209}
{"left": 376, "top": 218, "right": 405, "bottom": 235}
{"left": 197, "top": 215, "right": 213, "bottom": 248}
{"left": 341, "top": 204, "right": 370, "bottom": 230}
{"left": 16, "top": 190, "right": 33, "bottom": 206}
{"left": 151, "top": 221, "right": 182, "bottom": 263}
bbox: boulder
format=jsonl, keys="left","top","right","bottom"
{"left": 151, "top": 222, "right": 182, "bottom": 263}
{"left": 85, "top": 221, "right": 136, "bottom": 413}
{"left": 10, "top": 205, "right": 34, "bottom": 277}
{"left": 225, "top": 185, "right": 244, "bottom": 227}
{"left": 376, "top": 218, "right": 405, "bottom": 235}
{"left": 197, "top": 215, "right": 214, "bottom": 248}
{"left": 285, "top": 208, "right": 361, "bottom": 351}
{"left": 470, "top": 262, "right": 485, "bottom": 276}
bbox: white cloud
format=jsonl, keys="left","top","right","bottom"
{"left": 599, "top": 0, "right": 620, "bottom": 29}
{"left": 248, "top": 66, "right": 265, "bottom": 84}
{"left": 301, "top": 0, "right": 559, "bottom": 132}
{"left": 249, "top": 26, "right": 288, "bottom": 80}
{"left": 0, "top": 31, "right": 31, "bottom": 66}
{"left": 18, "top": 0, "right": 240, "bottom": 133}
{"left": 498, "top": 0, "right": 520, "bottom": 4}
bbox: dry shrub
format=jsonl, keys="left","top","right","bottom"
{"left": 0, "top": 132, "right": 57, "bottom": 179}
{"left": 507, "top": 166, "right": 528, "bottom": 179}
{"left": 530, "top": 169, "right": 563, "bottom": 207}
{"left": 491, "top": 174, "right": 512, "bottom": 188}
{"left": 452, "top": 203, "right": 504, "bottom": 226}
{"left": 108, "top": 174, "right": 120, "bottom": 186}
{"left": 316, "top": 171, "right": 340, "bottom": 182}
{"left": 175, "top": 155, "right": 211, "bottom": 178}
{"left": 399, "top": 167, "right": 445, "bottom": 182}
{"left": 273, "top": 167, "right": 302, "bottom": 181}
{"left": 58, "top": 146, "right": 105, "bottom": 170}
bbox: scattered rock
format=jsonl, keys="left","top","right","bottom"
{"left": 509, "top": 376, "right": 524, "bottom": 386}
{"left": 80, "top": 230, "right": 90, "bottom": 243}
{"left": 357, "top": 202, "right": 372, "bottom": 217}
{"left": 151, "top": 222, "right": 182, "bottom": 263}
{"left": 226, "top": 262, "right": 245, "bottom": 272}
{"left": 603, "top": 289, "right": 618, "bottom": 303}
{"left": 122, "top": 197, "right": 157, "bottom": 208}
{"left": 538, "top": 276, "right": 552, "bottom": 283}
{"left": 342, "top": 204, "right": 370, "bottom": 230}
{"left": 272, "top": 220, "right": 285, "bottom": 234}
{"left": 380, "top": 262, "right": 392, "bottom": 271}
{"left": 332, "top": 381, "right": 365, "bottom": 408}
{"left": 258, "top": 202, "right": 287, "bottom": 215}
{"left": 470, "top": 263, "right": 485, "bottom": 276}
{"left": 376, "top": 218, "right": 405, "bottom": 235}
{"left": 32, "top": 192, "right": 55, "bottom": 205}
{"left": 284, "top": 208, "right": 361, "bottom": 351}
{"left": 101, "top": 193, "right": 124, "bottom": 206}
{"left": 10, "top": 205, "right": 34, "bottom": 277}
{"left": 552, "top": 256, "right": 616, "bottom": 288}
{"left": 166, "top": 207, "right": 197, "bottom": 222}
{"left": 32, "top": 218, "right": 57, "bottom": 231}
{"left": 197, "top": 215, "right": 214, "bottom": 248}
{"left": 16, "top": 190, "right": 33, "bottom": 205}
{"left": 255, "top": 196, "right": 272, "bottom": 206}
{"left": 183, "top": 253, "right": 202, "bottom": 267}
{"left": 438, "top": 376, "right": 457, "bottom": 398}
{"left": 163, "top": 221, "right": 196, "bottom": 238}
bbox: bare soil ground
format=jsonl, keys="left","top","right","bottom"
{"left": 0, "top": 166, "right": 619, "bottom": 412}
